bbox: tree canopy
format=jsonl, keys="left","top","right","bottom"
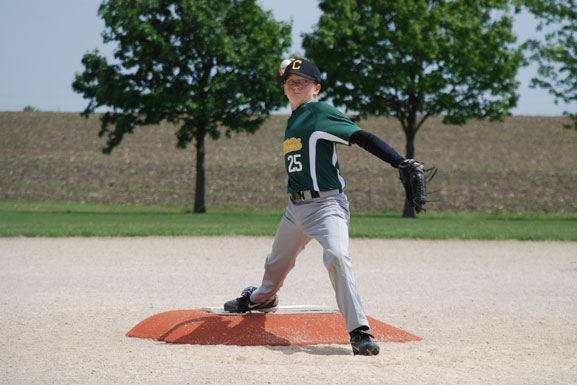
{"left": 73, "top": 0, "right": 291, "bottom": 212}
{"left": 519, "top": 0, "right": 577, "bottom": 129}
{"left": 303, "top": 0, "right": 523, "bottom": 216}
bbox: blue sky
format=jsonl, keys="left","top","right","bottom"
{"left": 0, "top": 0, "right": 571, "bottom": 115}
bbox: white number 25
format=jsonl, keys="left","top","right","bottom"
{"left": 287, "top": 154, "right": 303, "bottom": 173}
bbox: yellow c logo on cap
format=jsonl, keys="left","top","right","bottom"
{"left": 291, "top": 60, "right": 302, "bottom": 70}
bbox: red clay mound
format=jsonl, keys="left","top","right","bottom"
{"left": 126, "top": 309, "right": 422, "bottom": 346}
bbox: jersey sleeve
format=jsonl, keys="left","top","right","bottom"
{"left": 349, "top": 130, "right": 405, "bottom": 167}
{"left": 314, "top": 103, "right": 361, "bottom": 143}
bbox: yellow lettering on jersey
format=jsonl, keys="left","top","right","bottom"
{"left": 291, "top": 60, "right": 302, "bottom": 70}
{"left": 283, "top": 137, "right": 302, "bottom": 154}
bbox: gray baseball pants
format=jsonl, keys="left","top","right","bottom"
{"left": 250, "top": 192, "right": 370, "bottom": 333}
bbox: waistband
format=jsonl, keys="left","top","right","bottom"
{"left": 289, "top": 189, "right": 341, "bottom": 202}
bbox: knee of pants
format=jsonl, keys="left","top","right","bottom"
{"left": 323, "top": 249, "right": 352, "bottom": 273}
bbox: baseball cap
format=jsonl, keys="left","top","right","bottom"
{"left": 280, "top": 58, "right": 322, "bottom": 84}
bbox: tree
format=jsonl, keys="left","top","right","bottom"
{"left": 72, "top": 0, "right": 291, "bottom": 212}
{"left": 303, "top": 0, "right": 523, "bottom": 217}
{"left": 518, "top": 0, "right": 577, "bottom": 129}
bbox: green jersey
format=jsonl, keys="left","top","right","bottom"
{"left": 283, "top": 102, "right": 361, "bottom": 193}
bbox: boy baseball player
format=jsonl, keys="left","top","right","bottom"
{"left": 224, "top": 58, "right": 413, "bottom": 356}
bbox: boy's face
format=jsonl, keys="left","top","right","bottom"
{"left": 284, "top": 74, "right": 321, "bottom": 109}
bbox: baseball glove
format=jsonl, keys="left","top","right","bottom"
{"left": 398, "top": 159, "right": 438, "bottom": 213}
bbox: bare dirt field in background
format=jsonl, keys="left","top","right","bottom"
{"left": 1, "top": 237, "right": 576, "bottom": 384}
{"left": 1, "top": 112, "right": 576, "bottom": 213}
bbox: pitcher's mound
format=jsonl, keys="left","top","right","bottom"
{"left": 127, "top": 309, "right": 422, "bottom": 346}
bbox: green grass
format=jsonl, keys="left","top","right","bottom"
{"left": 1, "top": 200, "right": 576, "bottom": 240}
{"left": 0, "top": 200, "right": 283, "bottom": 237}
{"left": 350, "top": 211, "right": 577, "bottom": 241}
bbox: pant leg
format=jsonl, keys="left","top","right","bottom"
{"left": 302, "top": 194, "right": 369, "bottom": 333}
{"left": 251, "top": 200, "right": 311, "bottom": 303}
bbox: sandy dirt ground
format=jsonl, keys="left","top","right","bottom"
{"left": 1, "top": 237, "right": 576, "bottom": 385}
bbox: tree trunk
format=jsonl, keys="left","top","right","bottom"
{"left": 405, "top": 135, "right": 415, "bottom": 159}
{"left": 403, "top": 125, "right": 416, "bottom": 218}
{"left": 402, "top": 199, "right": 416, "bottom": 218}
{"left": 194, "top": 127, "right": 206, "bottom": 213}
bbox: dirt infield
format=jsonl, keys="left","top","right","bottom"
{"left": 1, "top": 237, "right": 576, "bottom": 384}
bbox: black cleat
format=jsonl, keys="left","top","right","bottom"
{"left": 223, "top": 286, "right": 279, "bottom": 313}
{"left": 350, "top": 330, "right": 380, "bottom": 356}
